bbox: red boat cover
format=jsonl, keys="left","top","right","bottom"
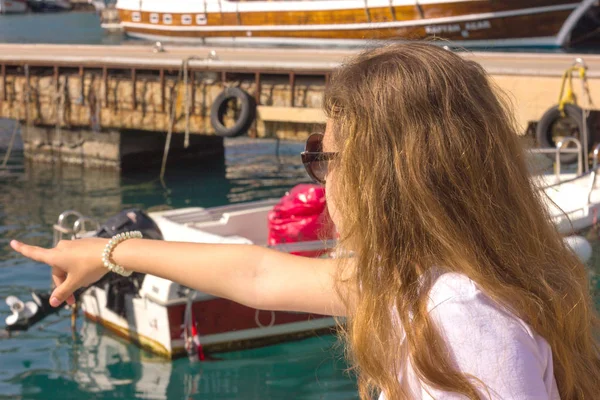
{"left": 267, "top": 184, "right": 335, "bottom": 257}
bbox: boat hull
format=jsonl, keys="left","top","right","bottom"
{"left": 0, "top": 0, "right": 27, "bottom": 13}
{"left": 27, "top": 0, "right": 71, "bottom": 12}
{"left": 113, "top": 0, "right": 594, "bottom": 48}
{"left": 80, "top": 285, "right": 336, "bottom": 358}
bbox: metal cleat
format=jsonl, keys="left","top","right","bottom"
{"left": 153, "top": 41, "right": 165, "bottom": 53}
{"left": 207, "top": 50, "right": 219, "bottom": 61}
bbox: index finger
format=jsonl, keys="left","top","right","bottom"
{"left": 10, "top": 240, "right": 53, "bottom": 265}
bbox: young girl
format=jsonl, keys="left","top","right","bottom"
{"left": 11, "top": 43, "right": 600, "bottom": 399}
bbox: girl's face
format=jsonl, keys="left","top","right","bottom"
{"left": 322, "top": 121, "right": 342, "bottom": 230}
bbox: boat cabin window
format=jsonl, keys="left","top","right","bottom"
{"left": 131, "top": 11, "right": 141, "bottom": 22}
{"left": 182, "top": 14, "right": 192, "bottom": 25}
{"left": 150, "top": 13, "right": 159, "bottom": 24}
{"left": 196, "top": 14, "right": 207, "bottom": 25}
{"left": 163, "top": 14, "right": 173, "bottom": 24}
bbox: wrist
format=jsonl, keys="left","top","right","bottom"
{"left": 102, "top": 232, "right": 142, "bottom": 276}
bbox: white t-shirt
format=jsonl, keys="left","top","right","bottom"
{"left": 379, "top": 272, "right": 560, "bottom": 400}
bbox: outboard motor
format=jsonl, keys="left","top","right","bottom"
{"left": 95, "top": 209, "right": 163, "bottom": 241}
{"left": 93, "top": 209, "right": 163, "bottom": 317}
{"left": 4, "top": 209, "right": 163, "bottom": 331}
{"left": 5, "top": 291, "right": 59, "bottom": 332}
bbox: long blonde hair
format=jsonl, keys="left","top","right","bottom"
{"left": 324, "top": 43, "right": 600, "bottom": 399}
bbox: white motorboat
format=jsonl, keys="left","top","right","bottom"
{"left": 0, "top": 0, "right": 28, "bottom": 13}
{"left": 533, "top": 139, "right": 600, "bottom": 234}
{"left": 50, "top": 190, "right": 338, "bottom": 359}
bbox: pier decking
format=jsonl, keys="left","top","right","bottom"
{"left": 1, "top": 44, "right": 599, "bottom": 168}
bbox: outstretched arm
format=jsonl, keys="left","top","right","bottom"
{"left": 10, "top": 238, "right": 348, "bottom": 317}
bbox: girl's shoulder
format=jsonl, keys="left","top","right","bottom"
{"left": 425, "top": 271, "right": 544, "bottom": 343}
{"left": 417, "top": 271, "right": 559, "bottom": 399}
{"left": 426, "top": 271, "right": 478, "bottom": 309}
{"left": 426, "top": 272, "right": 555, "bottom": 378}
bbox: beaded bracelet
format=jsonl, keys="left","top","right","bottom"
{"left": 102, "top": 231, "right": 143, "bottom": 277}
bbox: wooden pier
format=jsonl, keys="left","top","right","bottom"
{"left": 1, "top": 43, "right": 599, "bottom": 169}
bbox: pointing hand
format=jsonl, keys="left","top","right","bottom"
{"left": 10, "top": 238, "right": 110, "bottom": 307}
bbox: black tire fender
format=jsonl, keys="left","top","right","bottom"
{"left": 210, "top": 87, "right": 256, "bottom": 138}
{"left": 536, "top": 104, "right": 590, "bottom": 165}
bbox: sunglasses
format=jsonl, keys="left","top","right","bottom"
{"left": 301, "top": 133, "right": 337, "bottom": 184}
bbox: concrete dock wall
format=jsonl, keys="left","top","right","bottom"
{"left": 2, "top": 45, "right": 600, "bottom": 168}
{"left": 0, "top": 70, "right": 325, "bottom": 140}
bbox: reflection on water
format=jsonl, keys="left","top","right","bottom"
{"left": 0, "top": 120, "right": 357, "bottom": 399}
{"left": 3, "top": 319, "right": 354, "bottom": 400}
{"left": 70, "top": 321, "right": 353, "bottom": 400}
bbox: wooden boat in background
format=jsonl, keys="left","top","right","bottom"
{"left": 110, "top": 0, "right": 600, "bottom": 48}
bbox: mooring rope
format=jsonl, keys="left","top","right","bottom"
{"left": 183, "top": 56, "right": 203, "bottom": 150}
{"left": 161, "top": 56, "right": 204, "bottom": 182}
{"left": 159, "top": 64, "right": 184, "bottom": 184}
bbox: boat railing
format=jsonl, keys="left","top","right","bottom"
{"left": 53, "top": 210, "right": 84, "bottom": 245}
{"left": 530, "top": 138, "right": 600, "bottom": 211}
{"left": 530, "top": 136, "right": 583, "bottom": 181}
{"left": 587, "top": 143, "right": 600, "bottom": 204}
{"left": 53, "top": 211, "right": 100, "bottom": 246}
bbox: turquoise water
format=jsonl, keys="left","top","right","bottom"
{"left": 0, "top": 12, "right": 121, "bottom": 45}
{"left": 0, "top": 122, "right": 358, "bottom": 399}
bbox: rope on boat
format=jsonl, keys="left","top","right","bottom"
{"left": 555, "top": 60, "right": 595, "bottom": 170}
{"left": 160, "top": 63, "right": 184, "bottom": 183}
{"left": 184, "top": 57, "right": 203, "bottom": 149}
{"left": 183, "top": 289, "right": 205, "bottom": 361}
{"left": 255, "top": 309, "right": 276, "bottom": 328}
{"left": 557, "top": 62, "right": 595, "bottom": 115}
{"left": 71, "top": 302, "right": 78, "bottom": 334}
{"left": 161, "top": 55, "right": 210, "bottom": 182}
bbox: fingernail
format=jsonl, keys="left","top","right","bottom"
{"left": 50, "top": 297, "right": 60, "bottom": 307}
{"left": 10, "top": 240, "right": 18, "bottom": 248}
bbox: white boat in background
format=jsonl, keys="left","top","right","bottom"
{"left": 533, "top": 138, "right": 600, "bottom": 234}
{"left": 89, "top": 0, "right": 106, "bottom": 10}
{"left": 0, "top": 0, "right": 27, "bottom": 13}
{"left": 27, "top": 0, "right": 71, "bottom": 12}
{"left": 539, "top": 171, "right": 600, "bottom": 234}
